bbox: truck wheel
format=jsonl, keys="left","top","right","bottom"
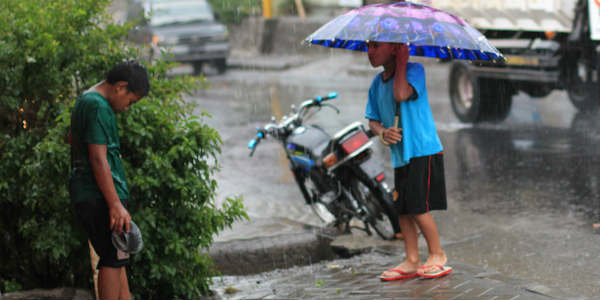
{"left": 192, "top": 62, "right": 203, "bottom": 75}
{"left": 479, "top": 78, "right": 514, "bottom": 122}
{"left": 566, "top": 57, "right": 599, "bottom": 110}
{"left": 449, "top": 62, "right": 513, "bottom": 123}
{"left": 215, "top": 58, "right": 227, "bottom": 74}
{"left": 521, "top": 83, "right": 553, "bottom": 98}
{"left": 449, "top": 62, "right": 480, "bottom": 122}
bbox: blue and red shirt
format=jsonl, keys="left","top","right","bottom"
{"left": 365, "top": 62, "right": 443, "bottom": 168}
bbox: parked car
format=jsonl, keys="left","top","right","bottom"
{"left": 128, "top": 0, "right": 230, "bottom": 74}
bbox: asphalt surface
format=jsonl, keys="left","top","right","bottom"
{"left": 186, "top": 51, "right": 600, "bottom": 300}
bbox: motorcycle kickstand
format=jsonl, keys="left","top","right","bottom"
{"left": 346, "top": 219, "right": 373, "bottom": 236}
{"left": 344, "top": 221, "right": 352, "bottom": 234}
{"left": 363, "top": 222, "right": 372, "bottom": 236}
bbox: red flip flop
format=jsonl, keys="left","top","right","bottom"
{"left": 418, "top": 265, "right": 452, "bottom": 278}
{"left": 380, "top": 268, "right": 418, "bottom": 281}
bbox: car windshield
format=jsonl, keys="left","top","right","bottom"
{"left": 147, "top": 0, "right": 214, "bottom": 26}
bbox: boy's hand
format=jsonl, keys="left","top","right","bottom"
{"left": 109, "top": 202, "right": 131, "bottom": 235}
{"left": 383, "top": 127, "right": 403, "bottom": 144}
{"left": 395, "top": 44, "right": 410, "bottom": 68}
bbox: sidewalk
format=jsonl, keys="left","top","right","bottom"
{"left": 209, "top": 253, "right": 563, "bottom": 300}
{"left": 207, "top": 218, "right": 578, "bottom": 300}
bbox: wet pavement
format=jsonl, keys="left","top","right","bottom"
{"left": 187, "top": 50, "right": 600, "bottom": 299}
{"left": 209, "top": 251, "right": 573, "bottom": 300}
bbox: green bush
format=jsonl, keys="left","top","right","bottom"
{"left": 208, "top": 0, "right": 262, "bottom": 24}
{"left": 0, "top": 0, "right": 247, "bottom": 298}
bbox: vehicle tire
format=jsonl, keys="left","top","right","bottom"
{"left": 478, "top": 78, "right": 514, "bottom": 122}
{"left": 294, "top": 171, "right": 336, "bottom": 224}
{"left": 566, "top": 55, "right": 600, "bottom": 110}
{"left": 449, "top": 62, "right": 480, "bottom": 122}
{"left": 192, "top": 62, "right": 203, "bottom": 75}
{"left": 520, "top": 83, "right": 553, "bottom": 98}
{"left": 215, "top": 58, "right": 227, "bottom": 74}
{"left": 349, "top": 177, "right": 397, "bottom": 240}
{"left": 449, "top": 62, "right": 513, "bottom": 123}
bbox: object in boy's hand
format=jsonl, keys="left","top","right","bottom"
{"left": 111, "top": 220, "right": 144, "bottom": 253}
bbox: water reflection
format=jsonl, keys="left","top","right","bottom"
{"left": 450, "top": 110, "right": 600, "bottom": 220}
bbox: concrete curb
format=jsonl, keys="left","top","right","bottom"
{"left": 209, "top": 230, "right": 336, "bottom": 276}
{"left": 208, "top": 217, "right": 345, "bottom": 276}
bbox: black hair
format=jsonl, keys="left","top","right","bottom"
{"left": 105, "top": 60, "right": 150, "bottom": 97}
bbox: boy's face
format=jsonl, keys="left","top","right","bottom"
{"left": 367, "top": 41, "right": 396, "bottom": 67}
{"left": 110, "top": 81, "right": 143, "bottom": 112}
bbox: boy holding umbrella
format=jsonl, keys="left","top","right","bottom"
{"left": 365, "top": 41, "right": 451, "bottom": 280}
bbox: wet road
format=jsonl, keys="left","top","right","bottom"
{"left": 191, "top": 52, "right": 600, "bottom": 298}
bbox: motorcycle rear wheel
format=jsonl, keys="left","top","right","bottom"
{"left": 350, "top": 178, "right": 396, "bottom": 240}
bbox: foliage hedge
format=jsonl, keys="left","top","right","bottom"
{"left": 0, "top": 0, "right": 247, "bottom": 298}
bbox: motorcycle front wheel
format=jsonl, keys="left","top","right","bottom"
{"left": 350, "top": 178, "right": 396, "bottom": 240}
{"left": 294, "top": 172, "right": 336, "bottom": 224}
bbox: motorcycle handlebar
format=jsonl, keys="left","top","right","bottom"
{"left": 300, "top": 92, "right": 338, "bottom": 109}
{"left": 312, "top": 92, "right": 338, "bottom": 103}
{"left": 248, "top": 92, "right": 338, "bottom": 156}
{"left": 248, "top": 128, "right": 267, "bottom": 156}
{"left": 248, "top": 138, "right": 259, "bottom": 156}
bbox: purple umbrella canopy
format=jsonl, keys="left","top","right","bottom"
{"left": 304, "top": 2, "right": 503, "bottom": 61}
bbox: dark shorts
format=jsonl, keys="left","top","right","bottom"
{"left": 73, "top": 198, "right": 130, "bottom": 269}
{"left": 394, "top": 153, "right": 447, "bottom": 215}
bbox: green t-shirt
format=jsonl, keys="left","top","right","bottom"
{"left": 69, "top": 91, "right": 130, "bottom": 203}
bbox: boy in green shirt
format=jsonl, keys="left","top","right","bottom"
{"left": 70, "top": 61, "right": 149, "bottom": 300}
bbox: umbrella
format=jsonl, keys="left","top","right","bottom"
{"left": 304, "top": 1, "right": 503, "bottom": 62}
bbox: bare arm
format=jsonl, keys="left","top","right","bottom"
{"left": 89, "top": 144, "right": 131, "bottom": 234}
{"left": 393, "top": 44, "right": 414, "bottom": 102}
{"left": 369, "top": 119, "right": 402, "bottom": 145}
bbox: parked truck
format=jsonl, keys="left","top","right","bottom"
{"left": 416, "top": 0, "right": 600, "bottom": 123}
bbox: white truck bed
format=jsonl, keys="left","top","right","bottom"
{"left": 416, "top": 0, "right": 577, "bottom": 33}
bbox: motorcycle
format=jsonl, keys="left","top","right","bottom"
{"left": 248, "top": 92, "right": 400, "bottom": 240}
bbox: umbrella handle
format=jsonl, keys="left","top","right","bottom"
{"left": 394, "top": 102, "right": 401, "bottom": 129}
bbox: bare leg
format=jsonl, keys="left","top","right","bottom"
{"left": 381, "top": 215, "right": 420, "bottom": 278}
{"left": 399, "top": 215, "right": 420, "bottom": 265}
{"left": 98, "top": 267, "right": 121, "bottom": 300}
{"left": 413, "top": 212, "right": 447, "bottom": 274}
{"left": 119, "top": 268, "right": 131, "bottom": 300}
